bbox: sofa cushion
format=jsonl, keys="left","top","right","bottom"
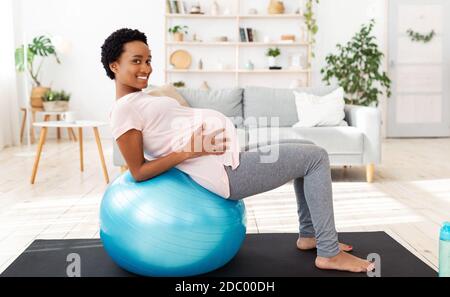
{"left": 243, "top": 86, "right": 338, "bottom": 128}
{"left": 247, "top": 126, "right": 363, "bottom": 155}
{"left": 293, "top": 87, "right": 346, "bottom": 127}
{"left": 176, "top": 88, "right": 244, "bottom": 127}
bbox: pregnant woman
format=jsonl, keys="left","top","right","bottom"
{"left": 101, "top": 28, "right": 374, "bottom": 273}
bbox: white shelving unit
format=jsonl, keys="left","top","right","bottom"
{"left": 165, "top": 0, "right": 312, "bottom": 88}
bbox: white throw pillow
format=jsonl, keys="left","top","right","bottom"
{"left": 293, "top": 87, "right": 346, "bottom": 128}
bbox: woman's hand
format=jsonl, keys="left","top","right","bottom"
{"left": 182, "top": 124, "right": 230, "bottom": 159}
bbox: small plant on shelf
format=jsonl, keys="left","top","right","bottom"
{"left": 266, "top": 47, "right": 281, "bottom": 58}
{"left": 266, "top": 47, "right": 281, "bottom": 68}
{"left": 172, "top": 81, "right": 186, "bottom": 88}
{"left": 41, "top": 89, "right": 71, "bottom": 111}
{"left": 168, "top": 25, "right": 189, "bottom": 42}
{"left": 42, "top": 90, "right": 71, "bottom": 102}
{"left": 58, "top": 90, "right": 71, "bottom": 101}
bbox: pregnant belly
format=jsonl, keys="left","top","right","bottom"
{"left": 144, "top": 109, "right": 237, "bottom": 158}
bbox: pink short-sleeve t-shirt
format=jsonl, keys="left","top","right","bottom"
{"left": 110, "top": 91, "right": 240, "bottom": 198}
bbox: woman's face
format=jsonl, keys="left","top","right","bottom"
{"left": 110, "top": 41, "right": 152, "bottom": 91}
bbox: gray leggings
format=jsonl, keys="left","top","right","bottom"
{"left": 224, "top": 141, "right": 340, "bottom": 258}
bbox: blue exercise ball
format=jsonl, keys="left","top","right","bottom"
{"left": 100, "top": 168, "right": 246, "bottom": 277}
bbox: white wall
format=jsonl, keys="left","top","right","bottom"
{"left": 13, "top": 0, "right": 388, "bottom": 139}
{"left": 0, "top": 0, "right": 20, "bottom": 149}
{"left": 14, "top": 0, "right": 165, "bottom": 139}
{"left": 315, "top": 0, "right": 389, "bottom": 137}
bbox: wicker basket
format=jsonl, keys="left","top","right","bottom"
{"left": 30, "top": 87, "right": 50, "bottom": 108}
{"left": 43, "top": 101, "right": 69, "bottom": 112}
{"left": 268, "top": 0, "right": 285, "bottom": 14}
{"left": 173, "top": 32, "right": 184, "bottom": 42}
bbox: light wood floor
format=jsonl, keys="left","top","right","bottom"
{"left": 0, "top": 137, "right": 449, "bottom": 273}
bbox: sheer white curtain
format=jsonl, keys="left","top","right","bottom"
{"left": 0, "top": 0, "right": 20, "bottom": 149}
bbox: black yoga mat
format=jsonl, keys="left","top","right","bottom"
{"left": 1, "top": 232, "right": 437, "bottom": 277}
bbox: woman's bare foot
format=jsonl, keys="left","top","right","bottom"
{"left": 297, "top": 237, "right": 353, "bottom": 252}
{"left": 315, "top": 251, "right": 375, "bottom": 273}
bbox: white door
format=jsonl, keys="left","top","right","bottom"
{"left": 388, "top": 0, "right": 450, "bottom": 137}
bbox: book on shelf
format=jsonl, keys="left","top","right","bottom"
{"left": 244, "top": 28, "right": 249, "bottom": 42}
{"left": 166, "top": 0, "right": 171, "bottom": 13}
{"left": 168, "top": 0, "right": 177, "bottom": 13}
{"left": 238, "top": 28, "right": 256, "bottom": 43}
{"left": 252, "top": 29, "right": 257, "bottom": 42}
{"left": 177, "top": 0, "right": 186, "bottom": 14}
{"left": 246, "top": 28, "right": 254, "bottom": 42}
{"left": 239, "top": 28, "right": 247, "bottom": 42}
{"left": 171, "top": 0, "right": 179, "bottom": 13}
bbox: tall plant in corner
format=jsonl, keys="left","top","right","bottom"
{"left": 15, "top": 35, "right": 61, "bottom": 108}
{"left": 321, "top": 20, "right": 391, "bottom": 107}
{"left": 15, "top": 35, "right": 60, "bottom": 87}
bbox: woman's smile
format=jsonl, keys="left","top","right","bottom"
{"left": 137, "top": 75, "right": 149, "bottom": 84}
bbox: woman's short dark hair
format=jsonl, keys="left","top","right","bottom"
{"left": 101, "top": 28, "right": 148, "bottom": 80}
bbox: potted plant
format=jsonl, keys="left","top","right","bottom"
{"left": 42, "top": 90, "right": 71, "bottom": 112}
{"left": 321, "top": 20, "right": 391, "bottom": 107}
{"left": 172, "top": 81, "right": 186, "bottom": 88}
{"left": 266, "top": 47, "right": 281, "bottom": 67}
{"left": 168, "top": 25, "right": 189, "bottom": 42}
{"left": 15, "top": 35, "right": 61, "bottom": 108}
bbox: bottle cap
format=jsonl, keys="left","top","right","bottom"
{"left": 440, "top": 222, "right": 450, "bottom": 241}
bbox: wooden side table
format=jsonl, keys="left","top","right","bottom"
{"left": 20, "top": 107, "right": 77, "bottom": 144}
{"left": 31, "top": 120, "right": 110, "bottom": 184}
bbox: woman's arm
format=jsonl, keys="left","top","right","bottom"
{"left": 116, "top": 125, "right": 228, "bottom": 182}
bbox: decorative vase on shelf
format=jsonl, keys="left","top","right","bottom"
{"left": 217, "top": 61, "right": 226, "bottom": 70}
{"left": 300, "top": 25, "right": 307, "bottom": 42}
{"left": 190, "top": 2, "right": 203, "bottom": 14}
{"left": 211, "top": 1, "right": 220, "bottom": 16}
{"left": 200, "top": 81, "right": 210, "bottom": 90}
{"left": 268, "top": 56, "right": 276, "bottom": 67}
{"left": 290, "top": 53, "right": 303, "bottom": 69}
{"left": 245, "top": 60, "right": 255, "bottom": 70}
{"left": 295, "top": 7, "right": 304, "bottom": 15}
{"left": 268, "top": 0, "right": 285, "bottom": 14}
{"left": 173, "top": 32, "right": 184, "bottom": 42}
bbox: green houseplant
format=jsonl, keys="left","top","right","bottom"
{"left": 15, "top": 35, "right": 61, "bottom": 108}
{"left": 304, "top": 0, "right": 319, "bottom": 58}
{"left": 321, "top": 20, "right": 391, "bottom": 107}
{"left": 42, "top": 90, "right": 71, "bottom": 112}
{"left": 266, "top": 47, "right": 281, "bottom": 67}
{"left": 168, "top": 25, "right": 189, "bottom": 42}
{"left": 406, "top": 29, "right": 435, "bottom": 43}
{"left": 172, "top": 81, "right": 186, "bottom": 88}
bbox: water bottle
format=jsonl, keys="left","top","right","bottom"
{"left": 439, "top": 222, "right": 450, "bottom": 277}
